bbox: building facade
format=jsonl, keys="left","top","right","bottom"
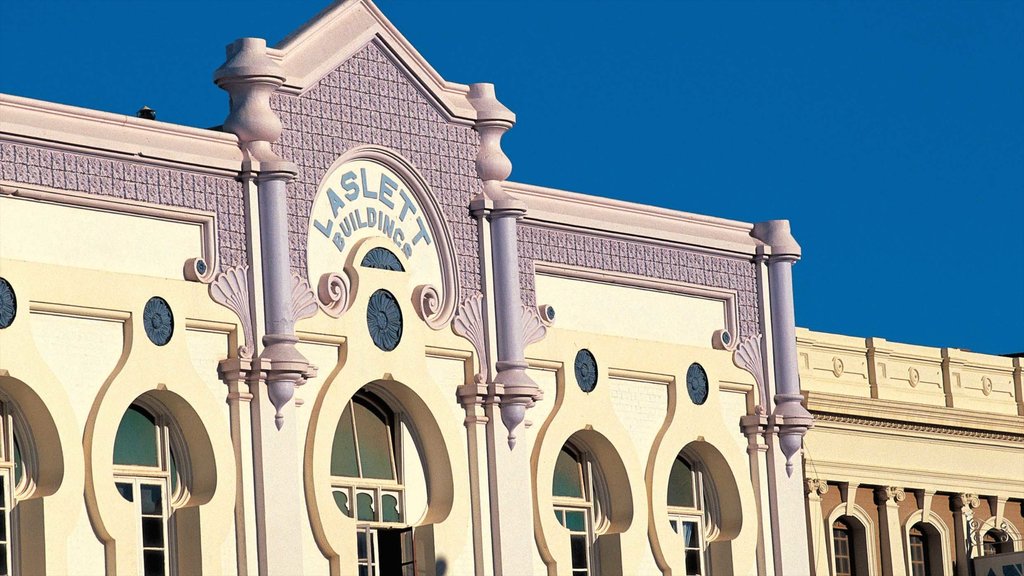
{"left": 0, "top": 1, "right": 1020, "bottom": 575}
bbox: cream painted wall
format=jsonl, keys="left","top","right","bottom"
{"left": 30, "top": 312, "right": 123, "bottom": 576}
{"left": 535, "top": 274, "right": 726, "bottom": 348}
{"left": 607, "top": 377, "right": 667, "bottom": 467}
{"left": 0, "top": 196, "right": 203, "bottom": 280}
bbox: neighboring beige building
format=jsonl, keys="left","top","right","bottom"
{"left": 798, "top": 329, "right": 1023, "bottom": 576}
{"left": 0, "top": 2, "right": 1020, "bottom": 576}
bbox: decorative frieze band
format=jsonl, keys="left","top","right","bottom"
{"left": 811, "top": 412, "right": 1024, "bottom": 443}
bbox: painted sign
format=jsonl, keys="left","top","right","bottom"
{"left": 311, "top": 159, "right": 432, "bottom": 259}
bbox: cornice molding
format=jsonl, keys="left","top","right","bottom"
{"left": 805, "top": 391, "right": 1023, "bottom": 437}
{"left": 506, "top": 181, "right": 759, "bottom": 257}
{"left": 811, "top": 412, "right": 1024, "bottom": 443}
{"left": 269, "top": 0, "right": 477, "bottom": 122}
{"left": 0, "top": 94, "right": 241, "bottom": 174}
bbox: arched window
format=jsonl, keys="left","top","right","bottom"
{"left": 667, "top": 456, "right": 707, "bottom": 575}
{"left": 832, "top": 519, "right": 855, "bottom": 576}
{"left": 908, "top": 524, "right": 931, "bottom": 576}
{"left": 552, "top": 444, "right": 604, "bottom": 576}
{"left": 983, "top": 529, "right": 1013, "bottom": 556}
{"left": 330, "top": 392, "right": 413, "bottom": 576}
{"left": 0, "top": 401, "right": 27, "bottom": 576}
{"left": 113, "top": 403, "right": 185, "bottom": 576}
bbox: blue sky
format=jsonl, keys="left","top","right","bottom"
{"left": 2, "top": 0, "right": 1021, "bottom": 354}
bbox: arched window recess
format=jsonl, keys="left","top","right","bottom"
{"left": 113, "top": 398, "right": 191, "bottom": 576}
{"left": 551, "top": 443, "right": 613, "bottom": 576}
{"left": 330, "top": 390, "right": 414, "bottom": 576}
{"left": 0, "top": 397, "right": 32, "bottom": 575}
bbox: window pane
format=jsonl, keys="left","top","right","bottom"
{"left": 682, "top": 521, "right": 699, "bottom": 548}
{"left": 357, "top": 530, "right": 368, "bottom": 559}
{"left": 140, "top": 484, "right": 163, "bottom": 516}
{"left": 114, "top": 406, "right": 159, "bottom": 467}
{"left": 564, "top": 510, "right": 586, "bottom": 532}
{"left": 116, "top": 482, "right": 134, "bottom": 502}
{"left": 169, "top": 448, "right": 178, "bottom": 495}
{"left": 553, "top": 448, "right": 583, "bottom": 499}
{"left": 0, "top": 516, "right": 6, "bottom": 541}
{"left": 554, "top": 509, "right": 564, "bottom": 525}
{"left": 142, "top": 517, "right": 164, "bottom": 547}
{"left": 11, "top": 436, "right": 21, "bottom": 487}
{"left": 685, "top": 549, "right": 702, "bottom": 575}
{"left": 0, "top": 476, "right": 4, "bottom": 508}
{"left": 333, "top": 490, "right": 351, "bottom": 517}
{"left": 382, "top": 493, "right": 401, "bottom": 523}
{"left": 0, "top": 544, "right": 7, "bottom": 576}
{"left": 357, "top": 491, "right": 375, "bottom": 521}
{"left": 354, "top": 402, "right": 394, "bottom": 480}
{"left": 331, "top": 403, "right": 359, "bottom": 477}
{"left": 570, "top": 534, "right": 588, "bottom": 570}
{"left": 143, "top": 550, "right": 166, "bottom": 576}
{"left": 668, "top": 457, "right": 695, "bottom": 508}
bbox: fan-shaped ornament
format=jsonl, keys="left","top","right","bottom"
{"left": 361, "top": 247, "right": 405, "bottom": 271}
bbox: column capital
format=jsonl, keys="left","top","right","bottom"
{"left": 805, "top": 478, "right": 830, "bottom": 497}
{"left": 952, "top": 493, "right": 981, "bottom": 510}
{"left": 751, "top": 219, "right": 802, "bottom": 262}
{"left": 874, "top": 486, "right": 907, "bottom": 505}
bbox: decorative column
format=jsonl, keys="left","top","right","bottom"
{"left": 468, "top": 83, "right": 541, "bottom": 576}
{"left": 951, "top": 493, "right": 980, "bottom": 576}
{"left": 805, "top": 479, "right": 831, "bottom": 576}
{"left": 752, "top": 220, "right": 815, "bottom": 575}
{"left": 875, "top": 486, "right": 908, "bottom": 576}
{"left": 215, "top": 38, "right": 316, "bottom": 576}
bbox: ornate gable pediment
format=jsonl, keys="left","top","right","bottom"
{"left": 267, "top": 0, "right": 492, "bottom": 124}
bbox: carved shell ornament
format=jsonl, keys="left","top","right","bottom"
{"left": 0, "top": 278, "right": 16, "bottom": 329}
{"left": 367, "top": 289, "right": 403, "bottom": 351}
{"left": 143, "top": 297, "right": 174, "bottom": 346}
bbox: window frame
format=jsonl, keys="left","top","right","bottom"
{"left": 552, "top": 444, "right": 603, "bottom": 576}
{"left": 666, "top": 455, "right": 709, "bottom": 575}
{"left": 330, "top": 392, "right": 409, "bottom": 576}
{"left": 832, "top": 519, "right": 855, "bottom": 576}
{"left": 112, "top": 402, "right": 188, "bottom": 576}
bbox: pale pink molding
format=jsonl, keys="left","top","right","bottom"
{"left": 733, "top": 334, "right": 768, "bottom": 414}
{"left": 267, "top": 0, "right": 478, "bottom": 122}
{"left": 452, "top": 292, "right": 489, "bottom": 383}
{"left": 316, "top": 271, "right": 352, "bottom": 318}
{"left": 209, "top": 266, "right": 255, "bottom": 359}
{"left": 533, "top": 261, "right": 741, "bottom": 341}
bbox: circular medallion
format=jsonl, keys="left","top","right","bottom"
{"left": 0, "top": 278, "right": 16, "bottom": 329}
{"left": 196, "top": 259, "right": 208, "bottom": 275}
{"left": 686, "top": 363, "right": 709, "bottom": 405}
{"left": 143, "top": 297, "right": 174, "bottom": 346}
{"left": 908, "top": 367, "right": 920, "bottom": 387}
{"left": 367, "top": 289, "right": 403, "bottom": 351}
{"left": 574, "top": 349, "right": 598, "bottom": 393}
